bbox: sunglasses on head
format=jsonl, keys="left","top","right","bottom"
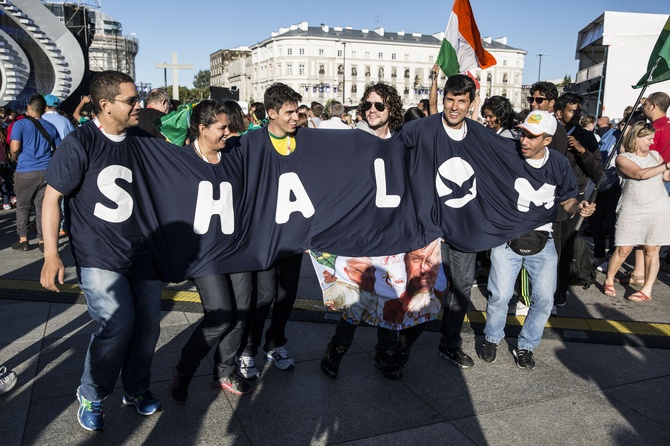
{"left": 527, "top": 97, "right": 547, "bottom": 105}
{"left": 363, "top": 101, "right": 385, "bottom": 112}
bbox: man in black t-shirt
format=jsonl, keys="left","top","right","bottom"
{"left": 40, "top": 71, "right": 163, "bottom": 432}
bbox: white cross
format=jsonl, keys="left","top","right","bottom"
{"left": 156, "top": 52, "right": 193, "bottom": 101}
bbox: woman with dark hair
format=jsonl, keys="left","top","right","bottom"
{"left": 170, "top": 100, "right": 254, "bottom": 401}
{"left": 224, "top": 100, "right": 247, "bottom": 136}
{"left": 480, "top": 95, "right": 517, "bottom": 139}
{"left": 603, "top": 122, "right": 670, "bottom": 302}
{"left": 404, "top": 107, "right": 425, "bottom": 123}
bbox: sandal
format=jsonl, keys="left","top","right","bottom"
{"left": 603, "top": 283, "right": 616, "bottom": 297}
{"left": 614, "top": 272, "right": 645, "bottom": 286}
{"left": 626, "top": 291, "right": 652, "bottom": 302}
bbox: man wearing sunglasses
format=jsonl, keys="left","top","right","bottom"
{"left": 41, "top": 71, "right": 163, "bottom": 431}
{"left": 355, "top": 83, "right": 404, "bottom": 139}
{"left": 528, "top": 82, "right": 569, "bottom": 158}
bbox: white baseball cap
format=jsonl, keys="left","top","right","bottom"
{"left": 517, "top": 110, "right": 557, "bottom": 136}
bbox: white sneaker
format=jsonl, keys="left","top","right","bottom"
{"left": 236, "top": 355, "right": 259, "bottom": 379}
{"left": 515, "top": 301, "right": 529, "bottom": 316}
{"left": 0, "top": 366, "right": 17, "bottom": 395}
{"left": 264, "top": 346, "right": 295, "bottom": 370}
{"left": 596, "top": 261, "right": 608, "bottom": 273}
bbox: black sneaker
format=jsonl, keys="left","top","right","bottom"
{"left": 438, "top": 343, "right": 474, "bottom": 368}
{"left": 513, "top": 348, "right": 535, "bottom": 370}
{"left": 479, "top": 340, "right": 497, "bottom": 363}
{"left": 374, "top": 350, "right": 402, "bottom": 379}
{"left": 393, "top": 346, "right": 411, "bottom": 367}
{"left": 212, "top": 372, "right": 252, "bottom": 395}
{"left": 554, "top": 290, "right": 567, "bottom": 307}
{"left": 320, "top": 341, "right": 347, "bottom": 378}
{"left": 169, "top": 367, "right": 193, "bottom": 404}
{"left": 11, "top": 240, "right": 29, "bottom": 251}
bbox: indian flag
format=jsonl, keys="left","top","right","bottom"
{"left": 436, "top": 0, "right": 496, "bottom": 77}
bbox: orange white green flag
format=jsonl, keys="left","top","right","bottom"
{"left": 436, "top": 0, "right": 496, "bottom": 76}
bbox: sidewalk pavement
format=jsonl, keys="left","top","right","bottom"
{"left": 0, "top": 209, "right": 669, "bottom": 445}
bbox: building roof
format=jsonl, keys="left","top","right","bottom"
{"left": 253, "top": 21, "right": 526, "bottom": 53}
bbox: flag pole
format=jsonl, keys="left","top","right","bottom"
{"left": 575, "top": 56, "right": 662, "bottom": 230}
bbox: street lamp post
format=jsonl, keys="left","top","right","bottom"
{"left": 537, "top": 53, "right": 548, "bottom": 82}
{"left": 341, "top": 41, "right": 347, "bottom": 104}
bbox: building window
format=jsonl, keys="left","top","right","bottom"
{"left": 319, "top": 49, "right": 324, "bottom": 56}
{"left": 338, "top": 65, "right": 344, "bottom": 74}
{"left": 287, "top": 48, "right": 292, "bottom": 56}
{"left": 502, "top": 89, "right": 507, "bottom": 97}
{"left": 503, "top": 59, "right": 507, "bottom": 66}
{"left": 352, "top": 66, "right": 358, "bottom": 76}
{"left": 337, "top": 50, "right": 342, "bottom": 57}
{"left": 365, "top": 66, "right": 371, "bottom": 76}
{"left": 378, "top": 52, "right": 383, "bottom": 59}
{"left": 287, "top": 64, "right": 293, "bottom": 75}
{"left": 404, "top": 54, "right": 409, "bottom": 61}
{"left": 392, "top": 53, "right": 396, "bottom": 60}
{"left": 319, "top": 65, "right": 325, "bottom": 74}
{"left": 404, "top": 69, "right": 410, "bottom": 78}
{"left": 351, "top": 51, "right": 356, "bottom": 58}
{"left": 299, "top": 64, "right": 305, "bottom": 75}
{"left": 299, "top": 48, "right": 304, "bottom": 55}
{"left": 429, "top": 55, "right": 433, "bottom": 63}
{"left": 365, "top": 51, "right": 370, "bottom": 59}
{"left": 503, "top": 73, "right": 508, "bottom": 83}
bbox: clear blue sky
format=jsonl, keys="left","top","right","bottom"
{"left": 100, "top": 0, "right": 669, "bottom": 89}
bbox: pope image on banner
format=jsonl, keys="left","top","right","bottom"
{"left": 310, "top": 239, "right": 447, "bottom": 330}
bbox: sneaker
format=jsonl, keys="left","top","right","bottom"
{"left": 320, "top": 341, "right": 347, "bottom": 378}
{"left": 11, "top": 240, "right": 29, "bottom": 251}
{"left": 513, "top": 348, "right": 536, "bottom": 370}
{"left": 10, "top": 196, "right": 16, "bottom": 205}
{"left": 264, "top": 346, "right": 295, "bottom": 370}
{"left": 596, "top": 261, "right": 608, "bottom": 273}
{"left": 393, "top": 346, "right": 411, "bottom": 367}
{"left": 212, "top": 372, "right": 252, "bottom": 396}
{"left": 169, "top": 367, "right": 192, "bottom": 405}
{"left": 2, "top": 204, "right": 11, "bottom": 211}
{"left": 479, "top": 340, "right": 497, "bottom": 363}
{"left": 76, "top": 386, "right": 104, "bottom": 431}
{"left": 236, "top": 355, "right": 260, "bottom": 380}
{"left": 438, "top": 343, "right": 474, "bottom": 368}
{"left": 122, "top": 390, "right": 163, "bottom": 415}
{"left": 374, "top": 350, "right": 402, "bottom": 379}
{"left": 554, "top": 290, "right": 567, "bottom": 307}
{"left": 0, "top": 366, "right": 17, "bottom": 395}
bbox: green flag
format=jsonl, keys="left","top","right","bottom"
{"left": 634, "top": 17, "right": 670, "bottom": 88}
{"left": 158, "top": 103, "right": 195, "bottom": 146}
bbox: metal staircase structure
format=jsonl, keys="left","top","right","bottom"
{"left": 0, "top": 0, "right": 85, "bottom": 106}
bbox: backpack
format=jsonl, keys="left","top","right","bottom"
{"left": 566, "top": 236, "right": 596, "bottom": 288}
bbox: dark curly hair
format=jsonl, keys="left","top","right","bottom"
{"left": 481, "top": 96, "right": 516, "bottom": 130}
{"left": 358, "top": 82, "right": 404, "bottom": 131}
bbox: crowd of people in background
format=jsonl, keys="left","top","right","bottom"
{"left": 0, "top": 68, "right": 665, "bottom": 432}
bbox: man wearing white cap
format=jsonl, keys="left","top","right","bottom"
{"left": 42, "top": 94, "right": 74, "bottom": 140}
{"left": 479, "top": 110, "right": 596, "bottom": 370}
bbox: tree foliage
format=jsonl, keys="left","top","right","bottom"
{"left": 193, "top": 70, "right": 211, "bottom": 90}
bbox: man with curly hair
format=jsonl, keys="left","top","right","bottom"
{"left": 355, "top": 82, "right": 404, "bottom": 138}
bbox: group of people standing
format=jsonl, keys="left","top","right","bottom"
{"left": 32, "top": 65, "right": 668, "bottom": 436}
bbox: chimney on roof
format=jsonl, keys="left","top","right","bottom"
{"left": 374, "top": 27, "right": 384, "bottom": 36}
{"left": 297, "top": 21, "right": 308, "bottom": 31}
{"left": 495, "top": 36, "right": 507, "bottom": 45}
{"left": 483, "top": 36, "right": 492, "bottom": 44}
{"left": 321, "top": 24, "right": 329, "bottom": 32}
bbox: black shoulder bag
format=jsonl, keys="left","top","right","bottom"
{"left": 24, "top": 116, "right": 58, "bottom": 152}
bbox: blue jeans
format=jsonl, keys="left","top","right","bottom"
{"left": 484, "top": 238, "right": 557, "bottom": 351}
{"left": 78, "top": 268, "right": 161, "bottom": 401}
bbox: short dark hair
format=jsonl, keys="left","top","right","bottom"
{"left": 555, "top": 93, "right": 583, "bottom": 113}
{"left": 443, "top": 74, "right": 476, "bottom": 101}
{"left": 358, "top": 82, "right": 404, "bottom": 131}
{"left": 310, "top": 101, "right": 324, "bottom": 117}
{"left": 480, "top": 95, "right": 516, "bottom": 130}
{"left": 90, "top": 70, "right": 135, "bottom": 114}
{"left": 223, "top": 100, "right": 246, "bottom": 134}
{"left": 403, "top": 107, "right": 424, "bottom": 123}
{"left": 647, "top": 91, "right": 670, "bottom": 114}
{"left": 264, "top": 83, "right": 302, "bottom": 114}
{"left": 28, "top": 95, "right": 47, "bottom": 115}
{"left": 529, "top": 81, "right": 559, "bottom": 101}
{"left": 189, "top": 100, "right": 229, "bottom": 138}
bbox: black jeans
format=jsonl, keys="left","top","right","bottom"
{"left": 439, "top": 243, "right": 477, "bottom": 349}
{"left": 332, "top": 317, "right": 426, "bottom": 353}
{"left": 588, "top": 184, "right": 620, "bottom": 259}
{"left": 240, "top": 254, "right": 302, "bottom": 356}
{"left": 177, "top": 272, "right": 252, "bottom": 379}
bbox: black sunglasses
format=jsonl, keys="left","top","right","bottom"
{"left": 109, "top": 96, "right": 140, "bottom": 107}
{"left": 363, "top": 101, "right": 385, "bottom": 112}
{"left": 527, "top": 97, "right": 547, "bottom": 105}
